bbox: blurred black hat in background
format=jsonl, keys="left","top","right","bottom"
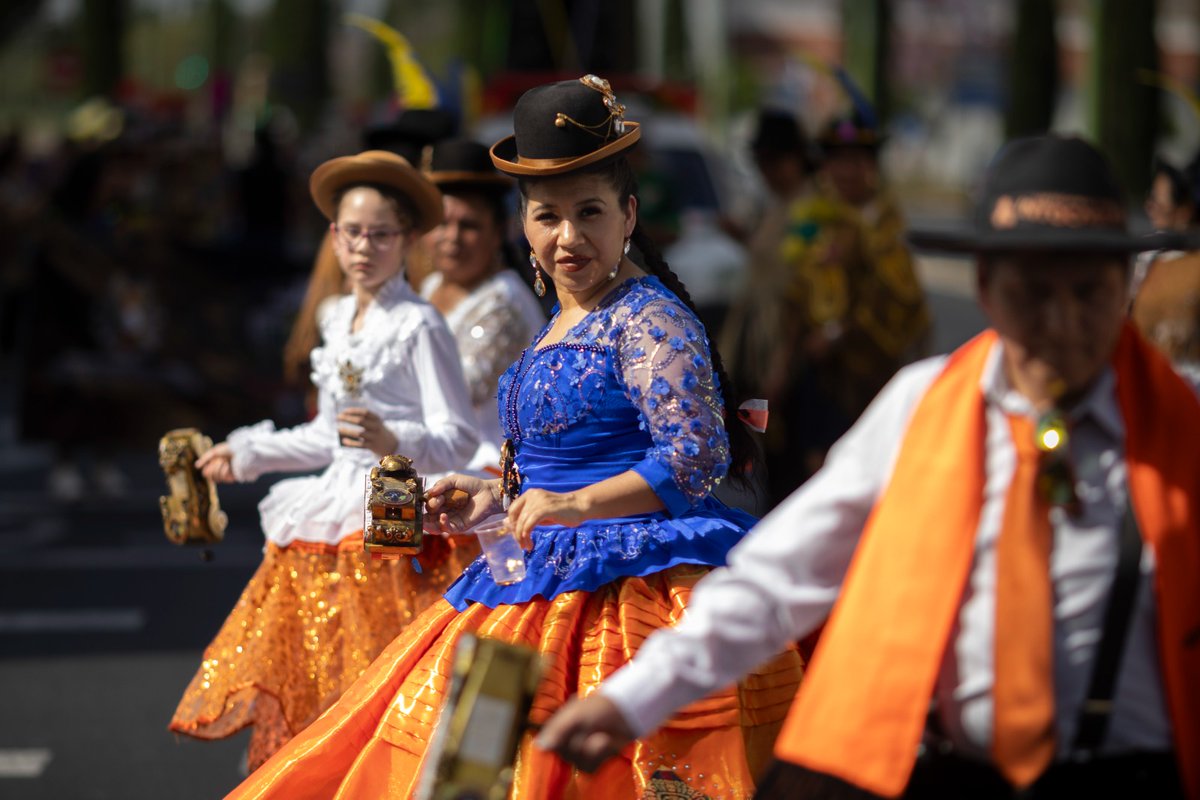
{"left": 363, "top": 108, "right": 458, "bottom": 168}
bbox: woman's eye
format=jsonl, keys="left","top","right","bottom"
{"left": 580, "top": 206, "right": 601, "bottom": 217}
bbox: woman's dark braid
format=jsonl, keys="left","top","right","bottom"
{"left": 629, "top": 223, "right": 755, "bottom": 485}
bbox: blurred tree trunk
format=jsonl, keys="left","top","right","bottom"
{"left": 841, "top": 0, "right": 890, "bottom": 123}
{"left": 212, "top": 0, "right": 233, "bottom": 75}
{"left": 1089, "top": 0, "right": 1158, "bottom": 197}
{"left": 264, "top": 0, "right": 330, "bottom": 132}
{"left": 501, "top": 0, "right": 635, "bottom": 75}
{"left": 211, "top": 0, "right": 235, "bottom": 121}
{"left": 80, "top": 0, "right": 126, "bottom": 98}
{"left": 458, "top": 0, "right": 512, "bottom": 79}
{"left": 0, "top": 1, "right": 41, "bottom": 48}
{"left": 1006, "top": 0, "right": 1058, "bottom": 138}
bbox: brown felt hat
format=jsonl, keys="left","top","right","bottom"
{"left": 309, "top": 150, "right": 443, "bottom": 232}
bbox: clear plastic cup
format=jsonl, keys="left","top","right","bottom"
{"left": 334, "top": 397, "right": 370, "bottom": 449}
{"left": 470, "top": 514, "right": 527, "bottom": 586}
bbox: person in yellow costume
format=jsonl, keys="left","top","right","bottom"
{"left": 816, "top": 106, "right": 932, "bottom": 411}
{"left": 721, "top": 107, "right": 871, "bottom": 505}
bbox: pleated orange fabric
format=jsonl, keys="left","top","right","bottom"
{"left": 991, "top": 415, "right": 1056, "bottom": 786}
{"left": 775, "top": 324, "right": 1200, "bottom": 798}
{"left": 171, "top": 533, "right": 479, "bottom": 771}
{"left": 228, "top": 564, "right": 804, "bottom": 799}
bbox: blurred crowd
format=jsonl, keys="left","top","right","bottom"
{"left": 0, "top": 110, "right": 324, "bottom": 500}
{"left": 0, "top": 81, "right": 945, "bottom": 509}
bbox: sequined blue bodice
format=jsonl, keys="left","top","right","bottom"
{"left": 444, "top": 276, "right": 756, "bottom": 609}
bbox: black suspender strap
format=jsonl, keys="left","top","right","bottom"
{"left": 1071, "top": 500, "right": 1145, "bottom": 756}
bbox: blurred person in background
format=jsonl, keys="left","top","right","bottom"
{"left": 1132, "top": 154, "right": 1200, "bottom": 381}
{"left": 1144, "top": 156, "right": 1197, "bottom": 235}
{"left": 169, "top": 150, "right": 479, "bottom": 772}
{"left": 721, "top": 106, "right": 869, "bottom": 506}
{"left": 815, "top": 105, "right": 932, "bottom": 411}
{"left": 18, "top": 130, "right": 203, "bottom": 500}
{"left": 419, "top": 138, "right": 546, "bottom": 473}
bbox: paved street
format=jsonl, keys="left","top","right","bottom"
{"left": 1, "top": 454, "right": 267, "bottom": 800}
{"left": 0, "top": 255, "right": 985, "bottom": 799}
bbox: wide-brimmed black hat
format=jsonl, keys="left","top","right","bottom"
{"left": 751, "top": 108, "right": 806, "bottom": 153}
{"left": 426, "top": 138, "right": 513, "bottom": 194}
{"left": 309, "top": 150, "right": 443, "bottom": 232}
{"left": 490, "top": 75, "right": 640, "bottom": 177}
{"left": 908, "top": 135, "right": 1188, "bottom": 254}
{"left": 749, "top": 107, "right": 819, "bottom": 171}
{"left": 363, "top": 108, "right": 457, "bottom": 167}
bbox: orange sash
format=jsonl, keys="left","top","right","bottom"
{"left": 773, "top": 324, "right": 1200, "bottom": 798}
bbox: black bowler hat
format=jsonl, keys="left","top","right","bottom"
{"left": 750, "top": 107, "right": 819, "bottom": 170}
{"left": 751, "top": 108, "right": 806, "bottom": 153}
{"left": 363, "top": 108, "right": 457, "bottom": 166}
{"left": 490, "top": 75, "right": 641, "bottom": 177}
{"left": 426, "top": 138, "right": 513, "bottom": 194}
{"left": 908, "top": 135, "right": 1190, "bottom": 254}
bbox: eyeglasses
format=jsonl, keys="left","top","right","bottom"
{"left": 334, "top": 224, "right": 406, "bottom": 251}
{"left": 1034, "top": 408, "right": 1081, "bottom": 517}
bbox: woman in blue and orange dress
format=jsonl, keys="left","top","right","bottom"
{"left": 228, "top": 76, "right": 803, "bottom": 799}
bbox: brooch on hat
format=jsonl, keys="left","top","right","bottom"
{"left": 555, "top": 74, "right": 627, "bottom": 139}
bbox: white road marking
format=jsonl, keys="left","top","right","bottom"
{"left": 0, "top": 609, "right": 145, "bottom": 634}
{"left": 0, "top": 749, "right": 52, "bottom": 778}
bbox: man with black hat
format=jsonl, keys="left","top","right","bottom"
{"left": 537, "top": 135, "right": 1199, "bottom": 799}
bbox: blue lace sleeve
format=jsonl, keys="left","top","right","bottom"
{"left": 615, "top": 293, "right": 731, "bottom": 515}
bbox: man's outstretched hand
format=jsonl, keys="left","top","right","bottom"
{"left": 535, "top": 693, "right": 636, "bottom": 773}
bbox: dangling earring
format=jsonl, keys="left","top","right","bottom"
{"left": 530, "top": 250, "right": 546, "bottom": 297}
{"left": 608, "top": 238, "right": 630, "bottom": 281}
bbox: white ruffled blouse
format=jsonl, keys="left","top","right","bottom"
{"left": 227, "top": 273, "right": 478, "bottom": 547}
{"left": 420, "top": 269, "right": 546, "bottom": 472}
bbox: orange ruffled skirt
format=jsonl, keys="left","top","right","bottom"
{"left": 228, "top": 564, "right": 804, "bottom": 799}
{"left": 170, "top": 533, "right": 478, "bottom": 771}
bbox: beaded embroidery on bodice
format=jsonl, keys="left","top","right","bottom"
{"left": 498, "top": 276, "right": 731, "bottom": 505}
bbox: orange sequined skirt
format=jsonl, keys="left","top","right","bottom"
{"left": 170, "top": 533, "right": 478, "bottom": 771}
{"left": 228, "top": 564, "right": 804, "bottom": 799}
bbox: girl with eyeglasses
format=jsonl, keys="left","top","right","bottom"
{"left": 169, "top": 151, "right": 480, "bottom": 772}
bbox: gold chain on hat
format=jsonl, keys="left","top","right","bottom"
{"left": 553, "top": 74, "right": 628, "bottom": 139}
